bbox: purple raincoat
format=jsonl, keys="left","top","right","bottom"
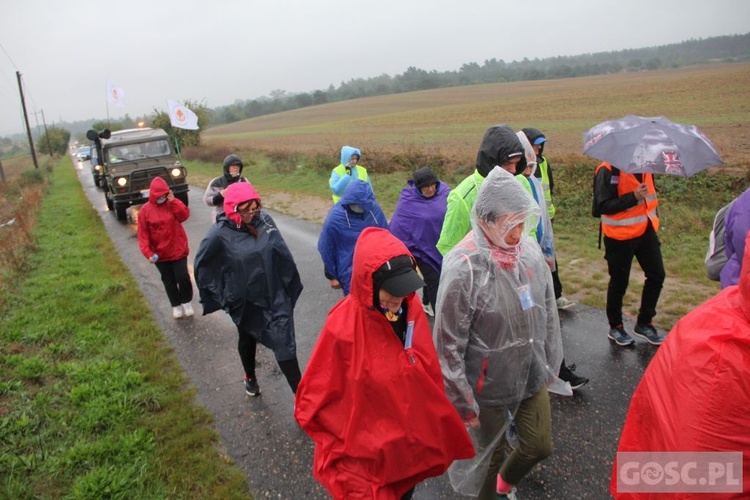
{"left": 721, "top": 187, "right": 750, "bottom": 288}
{"left": 389, "top": 180, "right": 450, "bottom": 274}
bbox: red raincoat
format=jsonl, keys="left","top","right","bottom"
{"left": 611, "top": 233, "right": 750, "bottom": 499}
{"left": 295, "top": 227, "right": 474, "bottom": 499}
{"left": 136, "top": 177, "right": 190, "bottom": 262}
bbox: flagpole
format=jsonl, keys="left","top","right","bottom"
{"left": 173, "top": 136, "right": 182, "bottom": 162}
{"left": 105, "top": 80, "right": 110, "bottom": 127}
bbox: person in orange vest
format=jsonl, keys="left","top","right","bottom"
{"left": 593, "top": 162, "right": 666, "bottom": 346}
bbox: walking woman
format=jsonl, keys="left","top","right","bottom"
{"left": 297, "top": 228, "right": 473, "bottom": 499}
{"left": 434, "top": 167, "right": 563, "bottom": 499}
{"left": 137, "top": 176, "right": 194, "bottom": 319}
{"left": 194, "top": 182, "right": 303, "bottom": 396}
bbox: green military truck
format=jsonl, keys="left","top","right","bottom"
{"left": 87, "top": 127, "right": 189, "bottom": 221}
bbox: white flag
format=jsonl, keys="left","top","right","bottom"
{"left": 106, "top": 80, "right": 126, "bottom": 107}
{"left": 167, "top": 99, "right": 199, "bottom": 130}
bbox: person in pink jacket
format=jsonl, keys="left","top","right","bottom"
{"left": 137, "top": 176, "right": 194, "bottom": 319}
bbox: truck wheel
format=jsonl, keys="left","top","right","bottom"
{"left": 176, "top": 192, "right": 189, "bottom": 207}
{"left": 115, "top": 205, "right": 128, "bottom": 221}
{"left": 105, "top": 190, "right": 114, "bottom": 210}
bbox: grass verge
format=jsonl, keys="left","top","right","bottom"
{"left": 0, "top": 157, "right": 250, "bottom": 498}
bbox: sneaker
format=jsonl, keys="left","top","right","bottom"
{"left": 423, "top": 303, "right": 435, "bottom": 317}
{"left": 608, "top": 325, "right": 635, "bottom": 346}
{"left": 558, "top": 363, "right": 589, "bottom": 390}
{"left": 634, "top": 323, "right": 665, "bottom": 345}
{"left": 172, "top": 305, "right": 184, "bottom": 319}
{"left": 244, "top": 377, "right": 261, "bottom": 397}
{"left": 182, "top": 302, "right": 194, "bottom": 317}
{"left": 556, "top": 296, "right": 576, "bottom": 310}
{"left": 496, "top": 487, "right": 518, "bottom": 499}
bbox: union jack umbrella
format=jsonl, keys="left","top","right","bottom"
{"left": 582, "top": 115, "right": 723, "bottom": 177}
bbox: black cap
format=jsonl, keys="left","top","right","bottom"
{"left": 374, "top": 255, "right": 425, "bottom": 297}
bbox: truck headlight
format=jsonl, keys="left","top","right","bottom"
{"left": 170, "top": 167, "right": 183, "bottom": 178}
{"left": 116, "top": 177, "right": 128, "bottom": 187}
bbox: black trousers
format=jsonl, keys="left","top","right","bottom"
{"left": 603, "top": 225, "right": 665, "bottom": 327}
{"left": 551, "top": 258, "right": 563, "bottom": 299}
{"left": 154, "top": 257, "right": 193, "bottom": 307}
{"left": 415, "top": 258, "right": 440, "bottom": 309}
{"left": 237, "top": 307, "right": 301, "bottom": 393}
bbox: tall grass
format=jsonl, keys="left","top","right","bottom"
{"left": 0, "top": 157, "right": 250, "bottom": 498}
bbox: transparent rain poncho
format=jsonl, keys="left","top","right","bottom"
{"left": 433, "top": 167, "right": 564, "bottom": 496}
{"left": 516, "top": 131, "right": 555, "bottom": 260}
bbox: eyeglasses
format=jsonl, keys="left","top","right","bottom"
{"left": 236, "top": 203, "right": 260, "bottom": 215}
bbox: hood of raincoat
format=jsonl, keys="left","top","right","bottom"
{"left": 338, "top": 177, "right": 378, "bottom": 212}
{"left": 222, "top": 154, "right": 244, "bottom": 176}
{"left": 147, "top": 176, "right": 171, "bottom": 203}
{"left": 223, "top": 182, "right": 261, "bottom": 226}
{"left": 340, "top": 145, "right": 361, "bottom": 166}
{"left": 522, "top": 127, "right": 546, "bottom": 156}
{"left": 470, "top": 167, "right": 540, "bottom": 253}
{"left": 475, "top": 124, "right": 524, "bottom": 177}
{"left": 516, "top": 131, "right": 538, "bottom": 176}
{"left": 611, "top": 231, "right": 750, "bottom": 499}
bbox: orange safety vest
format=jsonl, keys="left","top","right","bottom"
{"left": 596, "top": 162, "right": 659, "bottom": 240}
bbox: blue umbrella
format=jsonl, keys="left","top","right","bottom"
{"left": 582, "top": 115, "right": 723, "bottom": 177}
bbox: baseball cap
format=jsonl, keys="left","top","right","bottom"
{"left": 375, "top": 255, "right": 425, "bottom": 297}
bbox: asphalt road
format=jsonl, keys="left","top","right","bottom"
{"left": 73, "top": 160, "right": 662, "bottom": 499}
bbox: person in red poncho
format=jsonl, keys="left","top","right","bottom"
{"left": 611, "top": 232, "right": 750, "bottom": 499}
{"left": 295, "top": 227, "right": 474, "bottom": 499}
{"left": 137, "top": 176, "right": 194, "bottom": 319}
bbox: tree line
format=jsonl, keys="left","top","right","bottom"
{"left": 209, "top": 33, "right": 750, "bottom": 126}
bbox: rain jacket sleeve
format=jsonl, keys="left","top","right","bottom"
{"left": 274, "top": 230, "right": 303, "bottom": 309}
{"left": 193, "top": 224, "right": 226, "bottom": 315}
{"left": 317, "top": 215, "right": 339, "bottom": 282}
{"left": 433, "top": 252, "right": 480, "bottom": 420}
{"left": 436, "top": 188, "right": 473, "bottom": 255}
{"left": 203, "top": 177, "right": 223, "bottom": 208}
{"left": 720, "top": 187, "right": 750, "bottom": 288}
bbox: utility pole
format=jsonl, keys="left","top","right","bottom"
{"left": 41, "top": 109, "right": 52, "bottom": 155}
{"left": 16, "top": 71, "right": 38, "bottom": 169}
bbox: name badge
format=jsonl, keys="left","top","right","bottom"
{"left": 517, "top": 284, "right": 535, "bottom": 310}
{"left": 610, "top": 175, "right": 619, "bottom": 185}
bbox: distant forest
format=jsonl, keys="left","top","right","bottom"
{"left": 209, "top": 32, "right": 750, "bottom": 126}
{"left": 8, "top": 32, "right": 747, "bottom": 146}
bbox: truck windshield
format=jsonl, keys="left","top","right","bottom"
{"left": 106, "top": 140, "right": 171, "bottom": 163}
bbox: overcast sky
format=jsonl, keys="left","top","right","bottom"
{"left": 1, "top": 0, "right": 748, "bottom": 136}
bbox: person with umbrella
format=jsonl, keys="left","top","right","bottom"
{"left": 593, "top": 161, "right": 665, "bottom": 346}
{"left": 586, "top": 115, "right": 724, "bottom": 347}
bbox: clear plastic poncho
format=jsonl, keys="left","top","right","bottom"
{"left": 434, "top": 167, "right": 564, "bottom": 496}
{"left": 516, "top": 131, "right": 555, "bottom": 260}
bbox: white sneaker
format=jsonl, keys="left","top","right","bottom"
{"left": 172, "top": 305, "right": 184, "bottom": 319}
{"left": 556, "top": 296, "right": 576, "bottom": 310}
{"left": 182, "top": 302, "right": 194, "bottom": 317}
{"left": 422, "top": 303, "right": 434, "bottom": 317}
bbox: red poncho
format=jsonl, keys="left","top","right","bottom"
{"left": 611, "top": 233, "right": 750, "bottom": 499}
{"left": 295, "top": 228, "right": 474, "bottom": 499}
